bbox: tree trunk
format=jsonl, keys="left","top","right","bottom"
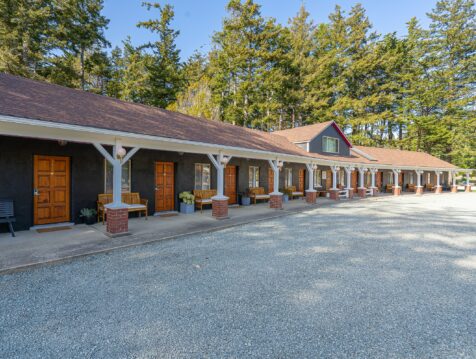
{"left": 80, "top": 47, "right": 85, "bottom": 90}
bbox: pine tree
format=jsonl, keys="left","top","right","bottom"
{"left": 137, "top": 2, "right": 183, "bottom": 108}
{"left": 0, "top": 0, "right": 53, "bottom": 77}
{"left": 52, "top": 0, "right": 110, "bottom": 90}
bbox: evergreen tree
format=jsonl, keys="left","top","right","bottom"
{"left": 137, "top": 2, "right": 183, "bottom": 108}
{"left": 52, "top": 0, "right": 110, "bottom": 90}
{"left": 0, "top": 0, "right": 53, "bottom": 77}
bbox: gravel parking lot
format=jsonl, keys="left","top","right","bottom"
{"left": 1, "top": 193, "right": 475, "bottom": 358}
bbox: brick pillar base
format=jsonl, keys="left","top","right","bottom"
{"left": 393, "top": 186, "right": 402, "bottom": 196}
{"left": 358, "top": 188, "right": 366, "bottom": 198}
{"left": 305, "top": 190, "right": 317, "bottom": 204}
{"left": 415, "top": 186, "right": 424, "bottom": 196}
{"left": 451, "top": 185, "right": 458, "bottom": 193}
{"left": 370, "top": 187, "right": 379, "bottom": 196}
{"left": 269, "top": 193, "right": 283, "bottom": 209}
{"left": 465, "top": 185, "right": 472, "bottom": 192}
{"left": 435, "top": 186, "right": 443, "bottom": 194}
{"left": 106, "top": 207, "right": 129, "bottom": 237}
{"left": 347, "top": 188, "right": 354, "bottom": 199}
{"left": 212, "top": 198, "right": 229, "bottom": 219}
{"left": 329, "top": 189, "right": 340, "bottom": 200}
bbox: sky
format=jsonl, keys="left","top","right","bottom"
{"left": 103, "top": 0, "right": 438, "bottom": 61}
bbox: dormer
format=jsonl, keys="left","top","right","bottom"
{"left": 272, "top": 121, "right": 352, "bottom": 157}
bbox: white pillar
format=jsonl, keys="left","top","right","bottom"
{"left": 358, "top": 167, "right": 367, "bottom": 189}
{"left": 268, "top": 159, "right": 283, "bottom": 195}
{"left": 435, "top": 170, "right": 442, "bottom": 187}
{"left": 370, "top": 168, "right": 377, "bottom": 188}
{"left": 344, "top": 167, "right": 354, "bottom": 190}
{"left": 392, "top": 169, "right": 401, "bottom": 188}
{"left": 330, "top": 166, "right": 339, "bottom": 190}
{"left": 415, "top": 170, "right": 423, "bottom": 187}
{"left": 305, "top": 163, "right": 316, "bottom": 191}
{"left": 208, "top": 153, "right": 232, "bottom": 199}
{"left": 452, "top": 171, "right": 456, "bottom": 187}
{"left": 466, "top": 172, "right": 471, "bottom": 186}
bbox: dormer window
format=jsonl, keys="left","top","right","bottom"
{"left": 323, "top": 136, "right": 339, "bottom": 153}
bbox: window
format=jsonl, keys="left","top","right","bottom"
{"left": 195, "top": 163, "right": 211, "bottom": 190}
{"left": 314, "top": 169, "right": 322, "bottom": 188}
{"left": 427, "top": 173, "right": 431, "bottom": 183}
{"left": 285, "top": 168, "right": 293, "bottom": 187}
{"left": 388, "top": 172, "right": 393, "bottom": 185}
{"left": 409, "top": 173, "right": 414, "bottom": 184}
{"left": 365, "top": 172, "right": 371, "bottom": 187}
{"left": 105, "top": 160, "right": 131, "bottom": 193}
{"left": 338, "top": 170, "right": 345, "bottom": 187}
{"left": 248, "top": 166, "right": 260, "bottom": 188}
{"left": 323, "top": 136, "right": 339, "bottom": 153}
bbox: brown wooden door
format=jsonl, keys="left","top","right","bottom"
{"left": 268, "top": 167, "right": 274, "bottom": 193}
{"left": 399, "top": 173, "right": 403, "bottom": 187}
{"left": 298, "top": 169, "right": 305, "bottom": 192}
{"left": 351, "top": 171, "right": 358, "bottom": 191}
{"left": 33, "top": 155, "right": 70, "bottom": 225}
{"left": 326, "top": 170, "right": 332, "bottom": 189}
{"left": 224, "top": 165, "right": 237, "bottom": 204}
{"left": 155, "top": 162, "right": 174, "bottom": 212}
{"left": 376, "top": 171, "right": 383, "bottom": 189}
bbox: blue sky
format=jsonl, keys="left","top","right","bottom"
{"left": 103, "top": 0, "right": 438, "bottom": 60}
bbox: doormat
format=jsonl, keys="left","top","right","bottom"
{"left": 37, "top": 226, "right": 72, "bottom": 233}
{"left": 154, "top": 211, "right": 179, "bottom": 217}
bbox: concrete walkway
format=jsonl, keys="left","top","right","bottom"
{"left": 0, "top": 197, "right": 332, "bottom": 273}
{"left": 0, "top": 192, "right": 442, "bottom": 273}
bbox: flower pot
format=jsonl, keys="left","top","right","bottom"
{"left": 84, "top": 216, "right": 96, "bottom": 225}
{"left": 180, "top": 202, "right": 195, "bottom": 214}
{"left": 240, "top": 196, "right": 251, "bottom": 206}
{"left": 282, "top": 194, "right": 289, "bottom": 203}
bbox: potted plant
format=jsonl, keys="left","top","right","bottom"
{"left": 240, "top": 192, "right": 251, "bottom": 206}
{"left": 179, "top": 191, "right": 195, "bottom": 214}
{"left": 280, "top": 190, "right": 289, "bottom": 203}
{"left": 80, "top": 208, "right": 97, "bottom": 225}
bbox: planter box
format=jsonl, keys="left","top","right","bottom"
{"left": 180, "top": 202, "right": 195, "bottom": 214}
{"left": 83, "top": 216, "right": 96, "bottom": 225}
{"left": 240, "top": 196, "right": 251, "bottom": 206}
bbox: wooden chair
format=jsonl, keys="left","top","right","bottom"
{"left": 426, "top": 183, "right": 434, "bottom": 192}
{"left": 386, "top": 184, "right": 393, "bottom": 193}
{"left": 408, "top": 183, "right": 415, "bottom": 192}
{"left": 248, "top": 187, "right": 270, "bottom": 204}
{"left": 0, "top": 199, "right": 15, "bottom": 237}
{"left": 97, "top": 193, "right": 148, "bottom": 224}
{"left": 284, "top": 186, "right": 304, "bottom": 200}
{"left": 193, "top": 189, "right": 216, "bottom": 213}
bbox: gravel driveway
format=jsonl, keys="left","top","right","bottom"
{"left": 1, "top": 194, "right": 475, "bottom": 358}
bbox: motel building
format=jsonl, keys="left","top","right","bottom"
{"left": 0, "top": 73, "right": 474, "bottom": 237}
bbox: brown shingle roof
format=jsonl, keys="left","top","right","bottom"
{"left": 272, "top": 121, "right": 334, "bottom": 142}
{"left": 0, "top": 73, "right": 307, "bottom": 157}
{"left": 354, "top": 146, "right": 456, "bottom": 169}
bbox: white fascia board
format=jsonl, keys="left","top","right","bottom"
{"left": 0, "top": 114, "right": 464, "bottom": 172}
{"left": 350, "top": 147, "right": 376, "bottom": 161}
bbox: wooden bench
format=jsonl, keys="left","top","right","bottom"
{"left": 248, "top": 187, "right": 270, "bottom": 204}
{"left": 426, "top": 183, "right": 434, "bottom": 192}
{"left": 386, "top": 184, "right": 393, "bottom": 193}
{"left": 284, "top": 186, "right": 304, "bottom": 200}
{"left": 97, "top": 193, "right": 148, "bottom": 224}
{"left": 408, "top": 183, "right": 415, "bottom": 192}
{"left": 193, "top": 189, "right": 216, "bottom": 213}
{"left": 316, "top": 190, "right": 327, "bottom": 197}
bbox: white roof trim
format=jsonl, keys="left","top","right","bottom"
{"left": 0, "top": 114, "right": 463, "bottom": 172}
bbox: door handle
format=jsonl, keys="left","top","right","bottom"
{"left": 33, "top": 188, "right": 39, "bottom": 196}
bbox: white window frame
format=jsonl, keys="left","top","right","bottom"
{"left": 427, "top": 173, "right": 431, "bottom": 183}
{"left": 104, "top": 159, "right": 131, "bottom": 193}
{"left": 314, "top": 169, "right": 322, "bottom": 188}
{"left": 322, "top": 136, "right": 339, "bottom": 154}
{"left": 248, "top": 166, "right": 260, "bottom": 188}
{"left": 338, "top": 170, "right": 345, "bottom": 187}
{"left": 194, "top": 163, "right": 211, "bottom": 190}
{"left": 388, "top": 172, "right": 393, "bottom": 185}
{"left": 285, "top": 168, "right": 293, "bottom": 188}
{"left": 409, "top": 173, "right": 414, "bottom": 184}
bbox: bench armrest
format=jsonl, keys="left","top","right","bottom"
{"left": 140, "top": 198, "right": 148, "bottom": 206}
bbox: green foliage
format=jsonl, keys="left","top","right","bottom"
{"left": 79, "top": 208, "right": 97, "bottom": 218}
{"left": 179, "top": 191, "right": 195, "bottom": 204}
{"left": 0, "top": 0, "right": 474, "bottom": 168}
